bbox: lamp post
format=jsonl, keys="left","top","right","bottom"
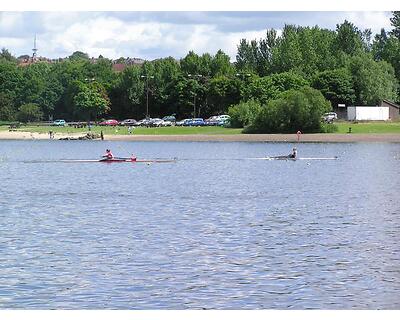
{"left": 140, "top": 75, "right": 154, "bottom": 119}
{"left": 188, "top": 74, "right": 205, "bottom": 118}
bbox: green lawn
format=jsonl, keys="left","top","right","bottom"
{"left": 2, "top": 121, "right": 400, "bottom": 135}
{"left": 2, "top": 124, "right": 243, "bottom": 135}
{"left": 334, "top": 121, "right": 400, "bottom": 134}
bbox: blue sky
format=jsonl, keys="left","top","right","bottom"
{"left": 0, "top": 11, "right": 394, "bottom": 61}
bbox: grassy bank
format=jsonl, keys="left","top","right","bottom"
{"left": 334, "top": 121, "right": 400, "bottom": 134}
{"left": 1, "top": 121, "right": 400, "bottom": 135}
{"left": 2, "top": 125, "right": 243, "bottom": 135}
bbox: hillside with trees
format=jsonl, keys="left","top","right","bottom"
{"left": 0, "top": 12, "right": 399, "bottom": 133}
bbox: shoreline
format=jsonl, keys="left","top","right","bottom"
{"left": 1, "top": 131, "right": 400, "bottom": 142}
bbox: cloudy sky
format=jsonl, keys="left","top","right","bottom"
{"left": 0, "top": 11, "right": 394, "bottom": 61}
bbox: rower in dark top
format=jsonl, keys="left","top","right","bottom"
{"left": 288, "top": 147, "right": 297, "bottom": 159}
{"left": 103, "top": 149, "right": 114, "bottom": 160}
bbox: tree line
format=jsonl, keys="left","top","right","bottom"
{"left": 0, "top": 13, "right": 399, "bottom": 133}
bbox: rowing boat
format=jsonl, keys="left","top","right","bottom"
{"left": 248, "top": 156, "right": 338, "bottom": 161}
{"left": 24, "top": 158, "right": 176, "bottom": 163}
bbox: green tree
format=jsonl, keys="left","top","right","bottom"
{"left": 228, "top": 99, "right": 262, "bottom": 128}
{"left": 348, "top": 53, "right": 398, "bottom": 105}
{"left": 0, "top": 60, "right": 22, "bottom": 101}
{"left": 235, "top": 39, "right": 258, "bottom": 74}
{"left": 111, "top": 65, "right": 145, "bottom": 119}
{"left": 0, "top": 48, "right": 17, "bottom": 63}
{"left": 18, "top": 62, "right": 64, "bottom": 119}
{"left": 180, "top": 51, "right": 202, "bottom": 76}
{"left": 312, "top": 68, "right": 356, "bottom": 107}
{"left": 390, "top": 11, "right": 400, "bottom": 40}
{"left": 73, "top": 82, "right": 110, "bottom": 120}
{"left": 372, "top": 29, "right": 400, "bottom": 86}
{"left": 0, "top": 92, "right": 16, "bottom": 121}
{"left": 334, "top": 20, "right": 364, "bottom": 56}
{"left": 17, "top": 103, "right": 43, "bottom": 122}
{"left": 272, "top": 25, "right": 303, "bottom": 73}
{"left": 242, "top": 72, "right": 308, "bottom": 104}
{"left": 207, "top": 76, "right": 241, "bottom": 115}
{"left": 211, "top": 50, "right": 234, "bottom": 77}
{"left": 69, "top": 51, "right": 90, "bottom": 61}
{"left": 247, "top": 87, "right": 331, "bottom": 133}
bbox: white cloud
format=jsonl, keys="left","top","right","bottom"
{"left": 341, "top": 11, "right": 393, "bottom": 33}
{"left": 0, "top": 12, "right": 23, "bottom": 30}
{"left": 0, "top": 11, "right": 396, "bottom": 61}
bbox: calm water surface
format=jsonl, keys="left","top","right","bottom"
{"left": 0, "top": 140, "right": 399, "bottom": 309}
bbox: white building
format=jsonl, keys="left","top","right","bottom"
{"left": 347, "top": 106, "right": 389, "bottom": 121}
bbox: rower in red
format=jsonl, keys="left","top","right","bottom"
{"left": 103, "top": 149, "right": 114, "bottom": 160}
{"left": 131, "top": 154, "right": 137, "bottom": 162}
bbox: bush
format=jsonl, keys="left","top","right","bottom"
{"left": 228, "top": 99, "right": 262, "bottom": 128}
{"left": 17, "top": 103, "right": 43, "bottom": 123}
{"left": 246, "top": 86, "right": 331, "bottom": 133}
{"left": 0, "top": 93, "right": 16, "bottom": 121}
{"left": 321, "top": 123, "right": 339, "bottom": 133}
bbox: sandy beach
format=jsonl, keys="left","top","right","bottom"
{"left": 1, "top": 130, "right": 400, "bottom": 142}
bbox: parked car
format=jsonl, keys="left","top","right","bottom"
{"left": 217, "top": 115, "right": 231, "bottom": 126}
{"left": 176, "top": 118, "right": 191, "bottom": 126}
{"left": 120, "top": 119, "right": 137, "bottom": 126}
{"left": 99, "top": 119, "right": 119, "bottom": 126}
{"left": 150, "top": 118, "right": 164, "bottom": 127}
{"left": 137, "top": 118, "right": 153, "bottom": 126}
{"left": 161, "top": 120, "right": 173, "bottom": 126}
{"left": 186, "top": 118, "right": 205, "bottom": 126}
{"left": 53, "top": 119, "right": 67, "bottom": 126}
{"left": 322, "top": 112, "right": 338, "bottom": 123}
{"left": 205, "top": 116, "right": 219, "bottom": 126}
{"left": 217, "top": 114, "right": 231, "bottom": 121}
{"left": 162, "top": 115, "right": 176, "bottom": 123}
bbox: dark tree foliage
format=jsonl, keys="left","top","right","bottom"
{"left": 390, "top": 11, "right": 400, "bottom": 40}
{"left": 312, "top": 68, "right": 356, "bottom": 107}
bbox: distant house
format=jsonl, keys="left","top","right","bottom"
{"left": 112, "top": 63, "right": 126, "bottom": 72}
{"left": 112, "top": 57, "right": 146, "bottom": 72}
{"left": 381, "top": 99, "right": 400, "bottom": 120}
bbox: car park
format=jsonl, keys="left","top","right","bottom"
{"left": 53, "top": 119, "right": 67, "bottom": 126}
{"left": 99, "top": 119, "right": 119, "bottom": 126}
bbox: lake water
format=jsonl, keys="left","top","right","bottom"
{"left": 0, "top": 140, "right": 399, "bottom": 309}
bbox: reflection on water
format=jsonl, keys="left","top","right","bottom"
{"left": 0, "top": 140, "right": 399, "bottom": 309}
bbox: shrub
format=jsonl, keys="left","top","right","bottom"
{"left": 321, "top": 123, "right": 339, "bottom": 133}
{"left": 228, "top": 99, "right": 262, "bottom": 128}
{"left": 246, "top": 86, "right": 331, "bottom": 133}
{"left": 17, "top": 103, "right": 43, "bottom": 123}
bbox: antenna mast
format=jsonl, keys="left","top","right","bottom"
{"left": 32, "top": 35, "right": 38, "bottom": 61}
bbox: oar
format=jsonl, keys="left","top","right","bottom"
{"left": 116, "top": 144, "right": 136, "bottom": 160}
